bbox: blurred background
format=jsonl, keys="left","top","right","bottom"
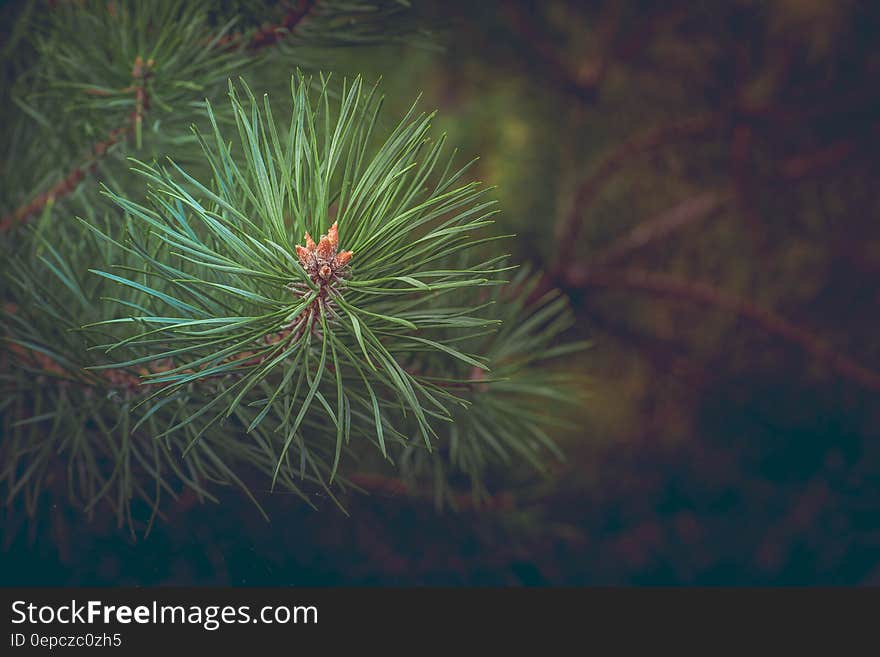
{"left": 3, "top": 0, "right": 880, "bottom": 585}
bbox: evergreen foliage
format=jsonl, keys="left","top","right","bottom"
{"left": 0, "top": 0, "right": 585, "bottom": 529}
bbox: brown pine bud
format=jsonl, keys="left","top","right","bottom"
{"left": 327, "top": 221, "right": 339, "bottom": 249}
{"left": 293, "top": 224, "right": 353, "bottom": 289}
{"left": 316, "top": 235, "right": 333, "bottom": 261}
{"left": 295, "top": 244, "right": 313, "bottom": 268}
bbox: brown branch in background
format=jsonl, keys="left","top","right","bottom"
{"left": 0, "top": 127, "right": 127, "bottom": 232}
{"left": 212, "top": 0, "right": 317, "bottom": 52}
{"left": 586, "top": 191, "right": 731, "bottom": 269}
{"left": 3, "top": 322, "right": 163, "bottom": 393}
{"left": 780, "top": 139, "right": 858, "bottom": 181}
{"left": 1, "top": 1, "right": 317, "bottom": 233}
{"left": 128, "top": 55, "right": 152, "bottom": 147}
{"left": 551, "top": 95, "right": 874, "bottom": 273}
{"left": 552, "top": 113, "right": 724, "bottom": 274}
{"left": 564, "top": 267, "right": 880, "bottom": 393}
{"left": 247, "top": 0, "right": 317, "bottom": 51}
{"left": 0, "top": 56, "right": 153, "bottom": 232}
{"left": 546, "top": 99, "right": 873, "bottom": 390}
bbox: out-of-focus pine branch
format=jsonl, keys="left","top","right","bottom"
{"left": 1, "top": 0, "right": 320, "bottom": 232}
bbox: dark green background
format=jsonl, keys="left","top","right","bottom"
{"left": 3, "top": 0, "right": 880, "bottom": 585}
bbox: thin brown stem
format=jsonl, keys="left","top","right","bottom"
{"left": 552, "top": 113, "right": 724, "bottom": 273}
{"left": 1, "top": 55, "right": 152, "bottom": 232}
{"left": 780, "top": 139, "right": 859, "bottom": 180}
{"left": 565, "top": 267, "right": 880, "bottom": 393}
{"left": 0, "top": 127, "right": 126, "bottom": 232}
{"left": 247, "top": 0, "right": 317, "bottom": 51}
{"left": 1, "top": 1, "right": 317, "bottom": 232}
{"left": 587, "top": 191, "right": 731, "bottom": 269}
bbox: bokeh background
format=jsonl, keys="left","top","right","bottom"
{"left": 3, "top": 0, "right": 880, "bottom": 585}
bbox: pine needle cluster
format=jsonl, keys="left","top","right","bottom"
{"left": 0, "top": 0, "right": 586, "bottom": 528}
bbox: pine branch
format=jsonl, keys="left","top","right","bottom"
{"left": 1, "top": 1, "right": 318, "bottom": 233}
{"left": 247, "top": 0, "right": 317, "bottom": 51}
{"left": 1, "top": 5, "right": 581, "bottom": 521}
{"left": 0, "top": 53, "right": 153, "bottom": 232}
{"left": 213, "top": 0, "right": 317, "bottom": 51}
{"left": 0, "top": 128, "right": 125, "bottom": 232}
{"left": 65, "top": 74, "right": 511, "bottom": 487}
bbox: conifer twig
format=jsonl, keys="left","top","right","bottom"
{"left": 211, "top": 0, "right": 317, "bottom": 51}
{"left": 0, "top": 55, "right": 153, "bottom": 231}
{"left": 0, "top": 1, "right": 318, "bottom": 232}
{"left": 0, "top": 127, "right": 126, "bottom": 232}
{"left": 246, "top": 0, "right": 317, "bottom": 51}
